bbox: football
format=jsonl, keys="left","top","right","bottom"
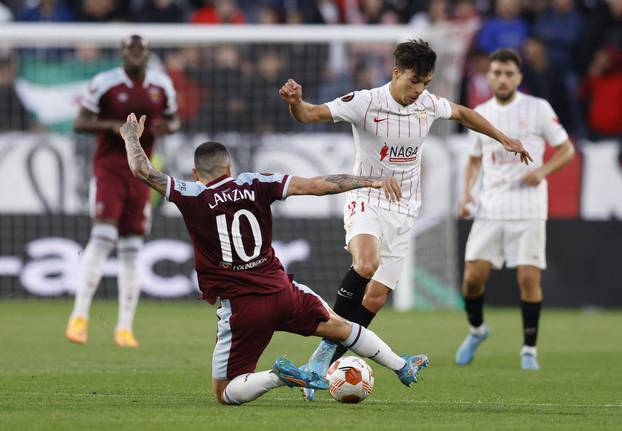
{"left": 327, "top": 356, "right": 375, "bottom": 403}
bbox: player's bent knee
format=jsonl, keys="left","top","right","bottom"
{"left": 352, "top": 260, "right": 379, "bottom": 279}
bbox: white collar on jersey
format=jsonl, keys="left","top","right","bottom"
{"left": 492, "top": 91, "right": 523, "bottom": 109}
{"left": 383, "top": 82, "right": 428, "bottom": 110}
{"left": 119, "top": 67, "right": 154, "bottom": 89}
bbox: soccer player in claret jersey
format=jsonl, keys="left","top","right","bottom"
{"left": 455, "top": 49, "right": 575, "bottom": 370}
{"left": 65, "top": 35, "right": 180, "bottom": 347}
{"left": 119, "top": 112, "right": 430, "bottom": 405}
{"left": 279, "top": 39, "right": 532, "bottom": 399}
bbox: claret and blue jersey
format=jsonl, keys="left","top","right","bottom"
{"left": 165, "top": 172, "right": 293, "bottom": 304}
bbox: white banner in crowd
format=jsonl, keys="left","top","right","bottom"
{"left": 0, "top": 132, "right": 620, "bottom": 220}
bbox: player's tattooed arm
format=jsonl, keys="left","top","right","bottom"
{"left": 287, "top": 174, "right": 402, "bottom": 202}
{"left": 120, "top": 113, "right": 168, "bottom": 196}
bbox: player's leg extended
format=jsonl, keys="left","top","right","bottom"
{"left": 114, "top": 236, "right": 143, "bottom": 348}
{"left": 455, "top": 260, "right": 492, "bottom": 365}
{"left": 66, "top": 221, "right": 118, "bottom": 344}
{"left": 517, "top": 265, "right": 543, "bottom": 370}
{"left": 302, "top": 233, "right": 380, "bottom": 399}
{"left": 316, "top": 310, "right": 429, "bottom": 387}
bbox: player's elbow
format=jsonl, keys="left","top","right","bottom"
{"left": 129, "top": 161, "right": 150, "bottom": 181}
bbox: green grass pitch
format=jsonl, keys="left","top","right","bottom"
{"left": 1, "top": 300, "right": 620, "bottom": 430}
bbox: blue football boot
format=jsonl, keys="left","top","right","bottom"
{"left": 395, "top": 354, "right": 430, "bottom": 387}
{"left": 300, "top": 340, "right": 338, "bottom": 401}
{"left": 272, "top": 356, "right": 330, "bottom": 390}
{"left": 455, "top": 326, "right": 490, "bottom": 365}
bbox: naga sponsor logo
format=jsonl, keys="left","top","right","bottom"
{"left": 379, "top": 144, "right": 418, "bottom": 162}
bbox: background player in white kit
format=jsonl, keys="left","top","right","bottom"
{"left": 455, "top": 49, "right": 575, "bottom": 370}
{"left": 279, "top": 39, "right": 532, "bottom": 399}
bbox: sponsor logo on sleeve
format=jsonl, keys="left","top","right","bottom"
{"left": 340, "top": 92, "right": 355, "bottom": 102}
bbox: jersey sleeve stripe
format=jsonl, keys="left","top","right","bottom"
{"left": 165, "top": 175, "right": 172, "bottom": 201}
{"left": 281, "top": 175, "right": 293, "bottom": 200}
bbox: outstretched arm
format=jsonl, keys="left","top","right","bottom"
{"left": 74, "top": 107, "right": 123, "bottom": 135}
{"left": 279, "top": 79, "right": 333, "bottom": 124}
{"left": 120, "top": 113, "right": 168, "bottom": 196}
{"left": 287, "top": 175, "right": 402, "bottom": 202}
{"left": 449, "top": 102, "right": 533, "bottom": 165}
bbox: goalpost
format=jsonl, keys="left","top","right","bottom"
{"left": 0, "top": 22, "right": 477, "bottom": 308}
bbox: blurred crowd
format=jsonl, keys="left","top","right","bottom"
{"left": 1, "top": 0, "right": 621, "bottom": 140}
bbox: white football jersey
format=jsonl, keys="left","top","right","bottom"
{"left": 470, "top": 92, "right": 568, "bottom": 220}
{"left": 326, "top": 83, "right": 452, "bottom": 216}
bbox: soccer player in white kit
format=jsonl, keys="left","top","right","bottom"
{"left": 279, "top": 40, "right": 532, "bottom": 399}
{"left": 455, "top": 49, "right": 575, "bottom": 370}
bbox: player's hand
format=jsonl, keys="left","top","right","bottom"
{"left": 458, "top": 193, "right": 475, "bottom": 218}
{"left": 371, "top": 176, "right": 401, "bottom": 202}
{"left": 278, "top": 79, "right": 303, "bottom": 105}
{"left": 501, "top": 137, "right": 533, "bottom": 165}
{"left": 521, "top": 169, "right": 545, "bottom": 187}
{"left": 120, "top": 113, "right": 146, "bottom": 140}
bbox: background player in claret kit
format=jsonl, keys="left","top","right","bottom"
{"left": 279, "top": 39, "right": 532, "bottom": 400}
{"left": 119, "top": 112, "right": 430, "bottom": 405}
{"left": 65, "top": 35, "right": 180, "bottom": 347}
{"left": 455, "top": 49, "right": 575, "bottom": 370}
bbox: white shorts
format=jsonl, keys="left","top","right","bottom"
{"left": 465, "top": 219, "right": 546, "bottom": 270}
{"left": 343, "top": 200, "right": 414, "bottom": 290}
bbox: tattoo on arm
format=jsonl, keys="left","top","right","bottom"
{"left": 124, "top": 136, "right": 168, "bottom": 195}
{"left": 321, "top": 174, "right": 374, "bottom": 194}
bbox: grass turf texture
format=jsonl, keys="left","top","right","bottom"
{"left": 0, "top": 300, "right": 620, "bottom": 431}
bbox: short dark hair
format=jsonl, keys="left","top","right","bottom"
{"left": 489, "top": 48, "right": 522, "bottom": 68}
{"left": 194, "top": 141, "right": 231, "bottom": 177}
{"left": 393, "top": 39, "right": 437, "bottom": 77}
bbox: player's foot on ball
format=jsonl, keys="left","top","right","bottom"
{"left": 520, "top": 347, "right": 541, "bottom": 371}
{"left": 272, "top": 356, "right": 329, "bottom": 390}
{"left": 396, "top": 354, "right": 429, "bottom": 387}
{"left": 455, "top": 326, "right": 489, "bottom": 365}
{"left": 65, "top": 316, "right": 88, "bottom": 344}
{"left": 114, "top": 329, "right": 139, "bottom": 348}
{"left": 301, "top": 340, "right": 338, "bottom": 401}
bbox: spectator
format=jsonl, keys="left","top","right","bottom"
{"left": 578, "top": 0, "right": 622, "bottom": 74}
{"left": 461, "top": 50, "right": 493, "bottom": 109}
{"left": 200, "top": 45, "right": 250, "bottom": 132}
{"left": 74, "top": 0, "right": 123, "bottom": 22}
{"left": 357, "top": 0, "right": 398, "bottom": 24}
{"left": 250, "top": 48, "right": 290, "bottom": 132}
{"left": 521, "top": 37, "right": 572, "bottom": 132}
{"left": 18, "top": 0, "right": 74, "bottom": 22}
{"left": 0, "top": 2, "right": 12, "bottom": 21}
{"left": 533, "top": 0, "right": 584, "bottom": 73}
{"left": 190, "top": 0, "right": 246, "bottom": 24}
{"left": 476, "top": 0, "right": 529, "bottom": 53}
{"left": 453, "top": 0, "right": 480, "bottom": 21}
{"left": 134, "top": 0, "right": 186, "bottom": 22}
{"left": 409, "top": 0, "right": 450, "bottom": 29}
{"left": 579, "top": 46, "right": 622, "bottom": 138}
{"left": 0, "top": 51, "right": 33, "bottom": 131}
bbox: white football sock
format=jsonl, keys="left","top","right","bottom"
{"left": 71, "top": 224, "right": 118, "bottom": 319}
{"left": 222, "top": 371, "right": 284, "bottom": 405}
{"left": 470, "top": 324, "right": 488, "bottom": 337}
{"left": 116, "top": 236, "right": 143, "bottom": 331}
{"left": 341, "top": 322, "right": 407, "bottom": 371}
